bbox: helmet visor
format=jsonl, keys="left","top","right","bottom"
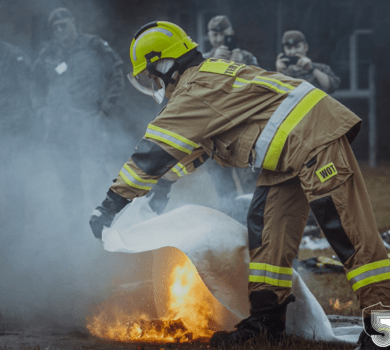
{"left": 127, "top": 72, "right": 165, "bottom": 104}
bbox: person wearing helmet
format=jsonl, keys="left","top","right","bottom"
{"left": 90, "top": 21, "right": 390, "bottom": 349}
{"left": 275, "top": 30, "right": 341, "bottom": 94}
{"left": 204, "top": 15, "right": 258, "bottom": 66}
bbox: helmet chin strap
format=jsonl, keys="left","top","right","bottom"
{"left": 146, "top": 49, "right": 199, "bottom": 89}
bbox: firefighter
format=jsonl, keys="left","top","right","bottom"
{"left": 89, "top": 22, "right": 390, "bottom": 349}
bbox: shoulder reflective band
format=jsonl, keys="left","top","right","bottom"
{"left": 233, "top": 76, "right": 294, "bottom": 94}
{"left": 199, "top": 58, "right": 245, "bottom": 77}
{"left": 119, "top": 163, "right": 158, "bottom": 191}
{"left": 249, "top": 262, "right": 293, "bottom": 288}
{"left": 171, "top": 162, "right": 189, "bottom": 178}
{"left": 254, "top": 82, "right": 327, "bottom": 170}
{"left": 347, "top": 259, "right": 390, "bottom": 292}
{"left": 145, "top": 124, "right": 199, "bottom": 155}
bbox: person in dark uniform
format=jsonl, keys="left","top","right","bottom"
{"left": 276, "top": 30, "right": 341, "bottom": 94}
{"left": 31, "top": 8, "right": 125, "bottom": 211}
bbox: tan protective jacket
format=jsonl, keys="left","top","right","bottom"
{"left": 111, "top": 58, "right": 361, "bottom": 200}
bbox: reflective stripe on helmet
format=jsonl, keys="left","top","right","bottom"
{"left": 347, "top": 259, "right": 390, "bottom": 292}
{"left": 249, "top": 262, "right": 293, "bottom": 288}
{"left": 119, "top": 163, "right": 158, "bottom": 191}
{"left": 133, "top": 28, "right": 173, "bottom": 62}
{"left": 145, "top": 124, "right": 199, "bottom": 155}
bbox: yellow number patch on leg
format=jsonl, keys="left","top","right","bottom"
{"left": 316, "top": 162, "right": 338, "bottom": 183}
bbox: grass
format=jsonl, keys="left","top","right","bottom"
{"left": 360, "top": 161, "right": 390, "bottom": 231}
{"left": 2, "top": 160, "right": 389, "bottom": 349}
{"left": 297, "top": 161, "right": 390, "bottom": 317}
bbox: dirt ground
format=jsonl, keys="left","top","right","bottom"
{"left": 1, "top": 161, "right": 388, "bottom": 349}
{"left": 0, "top": 316, "right": 360, "bottom": 350}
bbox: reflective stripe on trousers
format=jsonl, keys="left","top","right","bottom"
{"left": 249, "top": 262, "right": 293, "bottom": 288}
{"left": 347, "top": 259, "right": 390, "bottom": 292}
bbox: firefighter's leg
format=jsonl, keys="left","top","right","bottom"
{"left": 211, "top": 177, "right": 310, "bottom": 346}
{"left": 299, "top": 135, "right": 390, "bottom": 320}
{"left": 247, "top": 176, "right": 310, "bottom": 314}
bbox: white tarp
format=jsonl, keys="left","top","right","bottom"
{"left": 102, "top": 196, "right": 362, "bottom": 344}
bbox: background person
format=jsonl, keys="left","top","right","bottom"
{"left": 275, "top": 30, "right": 341, "bottom": 94}
{"left": 30, "top": 7, "right": 125, "bottom": 213}
{"left": 204, "top": 15, "right": 258, "bottom": 66}
{"left": 203, "top": 15, "right": 260, "bottom": 219}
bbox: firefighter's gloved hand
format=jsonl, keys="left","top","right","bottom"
{"left": 146, "top": 178, "right": 174, "bottom": 215}
{"left": 89, "top": 189, "right": 131, "bottom": 239}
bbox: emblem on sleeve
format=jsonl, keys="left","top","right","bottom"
{"left": 315, "top": 162, "right": 338, "bottom": 183}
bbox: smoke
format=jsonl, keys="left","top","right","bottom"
{"left": 0, "top": 0, "right": 253, "bottom": 331}
{"left": 0, "top": 0, "right": 162, "bottom": 328}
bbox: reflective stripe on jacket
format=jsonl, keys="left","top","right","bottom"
{"left": 111, "top": 58, "right": 361, "bottom": 200}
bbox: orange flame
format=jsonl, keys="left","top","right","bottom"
{"left": 329, "top": 299, "right": 353, "bottom": 310}
{"left": 87, "top": 257, "right": 220, "bottom": 343}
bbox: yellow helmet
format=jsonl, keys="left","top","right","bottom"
{"left": 130, "top": 21, "right": 198, "bottom": 77}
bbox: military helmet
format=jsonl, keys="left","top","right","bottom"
{"left": 128, "top": 21, "right": 198, "bottom": 104}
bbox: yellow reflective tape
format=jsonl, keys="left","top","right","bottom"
{"left": 148, "top": 124, "right": 198, "bottom": 149}
{"left": 263, "top": 89, "right": 327, "bottom": 171}
{"left": 347, "top": 259, "right": 390, "bottom": 280}
{"left": 233, "top": 77, "right": 291, "bottom": 94}
{"left": 255, "top": 76, "right": 295, "bottom": 90}
{"left": 119, "top": 171, "right": 153, "bottom": 191}
{"left": 145, "top": 133, "right": 192, "bottom": 155}
{"left": 317, "top": 256, "right": 343, "bottom": 266}
{"left": 249, "top": 262, "right": 293, "bottom": 275}
{"left": 248, "top": 275, "right": 292, "bottom": 288}
{"left": 171, "top": 167, "right": 182, "bottom": 178}
{"left": 177, "top": 163, "right": 189, "bottom": 175}
{"left": 199, "top": 59, "right": 245, "bottom": 77}
{"left": 351, "top": 272, "right": 390, "bottom": 292}
{"left": 123, "top": 164, "right": 158, "bottom": 184}
{"left": 316, "top": 162, "right": 338, "bottom": 183}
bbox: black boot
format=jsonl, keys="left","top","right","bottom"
{"left": 355, "top": 318, "right": 390, "bottom": 350}
{"left": 210, "top": 291, "right": 295, "bottom": 347}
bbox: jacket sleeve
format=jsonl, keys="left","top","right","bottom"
{"left": 162, "top": 148, "right": 209, "bottom": 182}
{"left": 314, "top": 63, "right": 341, "bottom": 94}
{"left": 110, "top": 88, "right": 213, "bottom": 200}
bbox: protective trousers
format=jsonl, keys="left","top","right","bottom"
{"left": 247, "top": 135, "right": 390, "bottom": 318}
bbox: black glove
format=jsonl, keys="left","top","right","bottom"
{"left": 89, "top": 189, "right": 130, "bottom": 239}
{"left": 146, "top": 178, "right": 174, "bottom": 215}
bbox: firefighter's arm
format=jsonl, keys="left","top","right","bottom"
{"left": 90, "top": 139, "right": 178, "bottom": 239}
{"left": 146, "top": 148, "right": 210, "bottom": 214}
{"left": 90, "top": 89, "right": 212, "bottom": 238}
{"left": 162, "top": 147, "right": 209, "bottom": 182}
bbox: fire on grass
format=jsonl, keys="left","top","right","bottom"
{"left": 87, "top": 256, "right": 221, "bottom": 343}
{"left": 329, "top": 299, "right": 353, "bottom": 310}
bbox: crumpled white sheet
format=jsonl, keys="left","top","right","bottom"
{"left": 102, "top": 196, "right": 362, "bottom": 344}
